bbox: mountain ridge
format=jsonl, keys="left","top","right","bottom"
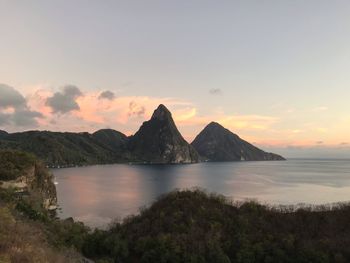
{"left": 0, "top": 105, "right": 285, "bottom": 166}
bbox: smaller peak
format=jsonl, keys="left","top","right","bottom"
{"left": 94, "top": 128, "right": 115, "bottom": 133}
{"left": 93, "top": 129, "right": 112, "bottom": 135}
{"left": 151, "top": 104, "right": 172, "bottom": 121}
{"left": 206, "top": 122, "right": 224, "bottom": 129}
{"left": 93, "top": 128, "right": 125, "bottom": 136}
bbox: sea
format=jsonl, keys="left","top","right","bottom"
{"left": 53, "top": 159, "right": 350, "bottom": 228}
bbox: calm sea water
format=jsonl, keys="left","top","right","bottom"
{"left": 53, "top": 159, "right": 350, "bottom": 228}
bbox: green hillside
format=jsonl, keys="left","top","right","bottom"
{"left": 0, "top": 130, "right": 129, "bottom": 167}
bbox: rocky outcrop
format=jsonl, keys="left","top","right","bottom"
{"left": 191, "top": 122, "right": 285, "bottom": 161}
{"left": 31, "top": 162, "right": 58, "bottom": 210}
{"left": 128, "top": 104, "right": 199, "bottom": 163}
{"left": 0, "top": 150, "right": 57, "bottom": 210}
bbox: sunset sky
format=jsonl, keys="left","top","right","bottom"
{"left": 1, "top": 1, "right": 350, "bottom": 158}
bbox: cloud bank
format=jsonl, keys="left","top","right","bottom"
{"left": 98, "top": 90, "right": 115, "bottom": 100}
{"left": 0, "top": 84, "right": 26, "bottom": 108}
{"left": 46, "top": 85, "right": 83, "bottom": 114}
{"left": 128, "top": 101, "right": 145, "bottom": 117}
{"left": 0, "top": 84, "right": 43, "bottom": 127}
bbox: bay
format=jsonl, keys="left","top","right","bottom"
{"left": 53, "top": 159, "right": 350, "bottom": 228}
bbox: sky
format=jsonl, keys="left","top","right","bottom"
{"left": 1, "top": 0, "right": 350, "bottom": 158}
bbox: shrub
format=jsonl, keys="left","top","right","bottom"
{"left": 0, "top": 150, "right": 36, "bottom": 181}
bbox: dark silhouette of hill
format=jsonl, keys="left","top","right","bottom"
{"left": 0, "top": 130, "right": 127, "bottom": 166}
{"left": 192, "top": 122, "right": 285, "bottom": 161}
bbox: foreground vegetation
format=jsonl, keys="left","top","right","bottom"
{"left": 0, "top": 187, "right": 89, "bottom": 262}
{"left": 83, "top": 189, "right": 350, "bottom": 263}
{"left": 3, "top": 187, "right": 350, "bottom": 262}
{"left": 0, "top": 150, "right": 36, "bottom": 180}
{"left": 2, "top": 150, "right": 350, "bottom": 262}
{"left": 0, "top": 150, "right": 88, "bottom": 262}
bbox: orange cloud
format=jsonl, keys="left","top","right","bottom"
{"left": 24, "top": 88, "right": 280, "bottom": 143}
{"left": 74, "top": 93, "right": 193, "bottom": 125}
{"left": 15, "top": 85, "right": 350, "bottom": 148}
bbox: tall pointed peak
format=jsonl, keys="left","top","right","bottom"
{"left": 129, "top": 104, "right": 199, "bottom": 163}
{"left": 151, "top": 104, "right": 172, "bottom": 121}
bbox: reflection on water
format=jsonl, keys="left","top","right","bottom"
{"left": 53, "top": 159, "right": 350, "bottom": 228}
